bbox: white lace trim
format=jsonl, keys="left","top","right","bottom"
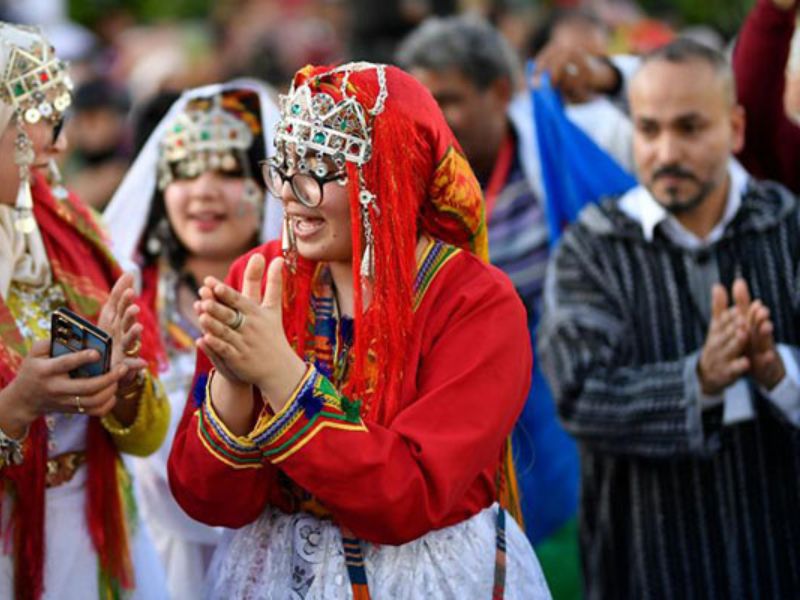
{"left": 205, "top": 503, "right": 551, "bottom": 599}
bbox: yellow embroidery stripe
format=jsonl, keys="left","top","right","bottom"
{"left": 413, "top": 241, "right": 461, "bottom": 311}
{"left": 203, "top": 370, "right": 259, "bottom": 451}
{"left": 270, "top": 420, "right": 368, "bottom": 464}
{"left": 196, "top": 412, "right": 263, "bottom": 470}
{"left": 250, "top": 366, "right": 315, "bottom": 443}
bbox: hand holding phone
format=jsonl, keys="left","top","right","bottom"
{"left": 50, "top": 307, "right": 112, "bottom": 378}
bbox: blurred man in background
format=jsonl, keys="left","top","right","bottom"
{"left": 540, "top": 38, "right": 800, "bottom": 599}
{"left": 397, "top": 16, "right": 583, "bottom": 599}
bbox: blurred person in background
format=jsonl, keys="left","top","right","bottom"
{"left": 104, "top": 80, "right": 283, "bottom": 599}
{"left": 528, "top": 7, "right": 634, "bottom": 166}
{"left": 215, "top": 0, "right": 347, "bottom": 92}
{"left": 0, "top": 21, "right": 169, "bottom": 600}
{"left": 109, "top": 22, "right": 222, "bottom": 106}
{"left": 396, "top": 15, "right": 585, "bottom": 599}
{"left": 62, "top": 77, "right": 131, "bottom": 211}
{"left": 528, "top": 7, "right": 611, "bottom": 59}
{"left": 349, "top": 0, "right": 457, "bottom": 62}
{"left": 539, "top": 38, "right": 800, "bottom": 599}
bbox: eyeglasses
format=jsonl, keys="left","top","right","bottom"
{"left": 261, "top": 160, "right": 347, "bottom": 208}
{"left": 51, "top": 117, "right": 65, "bottom": 146}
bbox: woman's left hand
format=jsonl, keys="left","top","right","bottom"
{"left": 98, "top": 273, "right": 148, "bottom": 389}
{"left": 196, "top": 254, "right": 307, "bottom": 411}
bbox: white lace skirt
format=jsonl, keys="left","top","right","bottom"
{"left": 205, "top": 503, "right": 551, "bottom": 599}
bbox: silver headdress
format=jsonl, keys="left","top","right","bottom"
{"left": 157, "top": 93, "right": 256, "bottom": 193}
{"left": 0, "top": 23, "right": 73, "bottom": 233}
{"left": 104, "top": 79, "right": 284, "bottom": 280}
{"left": 273, "top": 62, "right": 388, "bottom": 278}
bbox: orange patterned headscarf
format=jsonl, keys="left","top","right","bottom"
{"left": 277, "top": 63, "right": 486, "bottom": 423}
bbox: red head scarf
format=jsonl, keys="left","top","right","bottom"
{"left": 275, "top": 63, "right": 486, "bottom": 423}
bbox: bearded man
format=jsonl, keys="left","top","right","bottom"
{"left": 539, "top": 38, "right": 800, "bottom": 599}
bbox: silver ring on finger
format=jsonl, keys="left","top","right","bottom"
{"left": 228, "top": 308, "right": 245, "bottom": 331}
{"left": 74, "top": 395, "right": 85, "bottom": 414}
{"left": 565, "top": 62, "right": 579, "bottom": 76}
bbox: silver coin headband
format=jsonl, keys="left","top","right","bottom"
{"left": 273, "top": 62, "right": 389, "bottom": 278}
{"left": 157, "top": 93, "right": 256, "bottom": 189}
{"left": 0, "top": 25, "right": 73, "bottom": 126}
{"left": 0, "top": 24, "right": 74, "bottom": 233}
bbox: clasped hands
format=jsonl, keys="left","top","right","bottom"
{"left": 194, "top": 254, "right": 307, "bottom": 413}
{"left": 698, "top": 278, "right": 785, "bottom": 396}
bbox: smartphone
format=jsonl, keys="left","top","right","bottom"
{"left": 50, "top": 307, "right": 112, "bottom": 378}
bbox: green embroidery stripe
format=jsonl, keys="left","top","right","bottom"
{"left": 413, "top": 243, "right": 460, "bottom": 311}
{"left": 315, "top": 373, "right": 344, "bottom": 402}
{"left": 263, "top": 410, "right": 363, "bottom": 457}
{"left": 260, "top": 394, "right": 343, "bottom": 447}
{"left": 199, "top": 412, "right": 262, "bottom": 465}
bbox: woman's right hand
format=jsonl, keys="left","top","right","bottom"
{"left": 0, "top": 339, "right": 129, "bottom": 438}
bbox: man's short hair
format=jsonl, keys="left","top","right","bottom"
{"left": 637, "top": 37, "right": 736, "bottom": 105}
{"left": 395, "top": 15, "right": 521, "bottom": 90}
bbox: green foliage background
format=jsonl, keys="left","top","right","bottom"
{"left": 69, "top": 0, "right": 213, "bottom": 26}
{"left": 70, "top": 0, "right": 757, "bottom": 38}
{"left": 637, "top": 0, "right": 755, "bottom": 37}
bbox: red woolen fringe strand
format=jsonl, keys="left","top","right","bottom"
{"left": 4, "top": 419, "right": 47, "bottom": 600}
{"left": 86, "top": 419, "right": 134, "bottom": 592}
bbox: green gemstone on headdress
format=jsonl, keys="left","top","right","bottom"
{"left": 13, "top": 83, "right": 25, "bottom": 97}
{"left": 291, "top": 103, "right": 301, "bottom": 115}
{"left": 201, "top": 130, "right": 211, "bottom": 140}
{"left": 313, "top": 132, "right": 326, "bottom": 144}
{"left": 174, "top": 124, "right": 183, "bottom": 133}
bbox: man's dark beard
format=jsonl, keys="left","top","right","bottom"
{"left": 649, "top": 165, "right": 713, "bottom": 215}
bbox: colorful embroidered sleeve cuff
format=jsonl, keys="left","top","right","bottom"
{"left": 250, "top": 364, "right": 368, "bottom": 464}
{"left": 196, "top": 370, "right": 264, "bottom": 470}
{"left": 102, "top": 371, "right": 171, "bottom": 457}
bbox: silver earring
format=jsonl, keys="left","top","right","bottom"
{"left": 358, "top": 183, "right": 376, "bottom": 280}
{"left": 13, "top": 129, "right": 35, "bottom": 234}
{"left": 282, "top": 210, "right": 296, "bottom": 271}
{"left": 48, "top": 159, "right": 69, "bottom": 202}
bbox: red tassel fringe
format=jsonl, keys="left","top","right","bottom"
{"left": 86, "top": 419, "right": 134, "bottom": 591}
{"left": 282, "top": 66, "right": 432, "bottom": 425}
{"left": 3, "top": 419, "right": 47, "bottom": 600}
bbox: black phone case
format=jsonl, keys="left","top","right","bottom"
{"left": 50, "top": 307, "right": 112, "bottom": 378}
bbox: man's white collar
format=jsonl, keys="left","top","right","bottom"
{"left": 619, "top": 160, "right": 749, "bottom": 248}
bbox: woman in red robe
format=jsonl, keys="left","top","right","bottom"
{"left": 168, "top": 62, "right": 550, "bottom": 599}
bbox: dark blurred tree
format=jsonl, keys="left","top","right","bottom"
{"left": 639, "top": 0, "right": 754, "bottom": 37}
{"left": 69, "top": 0, "right": 213, "bottom": 27}
{"left": 542, "top": 0, "right": 756, "bottom": 40}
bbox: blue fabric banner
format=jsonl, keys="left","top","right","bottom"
{"left": 514, "top": 64, "right": 636, "bottom": 544}
{"left": 529, "top": 63, "right": 636, "bottom": 246}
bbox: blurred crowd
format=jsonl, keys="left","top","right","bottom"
{"left": 0, "top": 0, "right": 742, "bottom": 213}
{"left": 2, "top": 0, "right": 800, "bottom": 598}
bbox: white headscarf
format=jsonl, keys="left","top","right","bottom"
{"left": 0, "top": 23, "right": 62, "bottom": 297}
{"left": 103, "top": 79, "right": 284, "bottom": 279}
